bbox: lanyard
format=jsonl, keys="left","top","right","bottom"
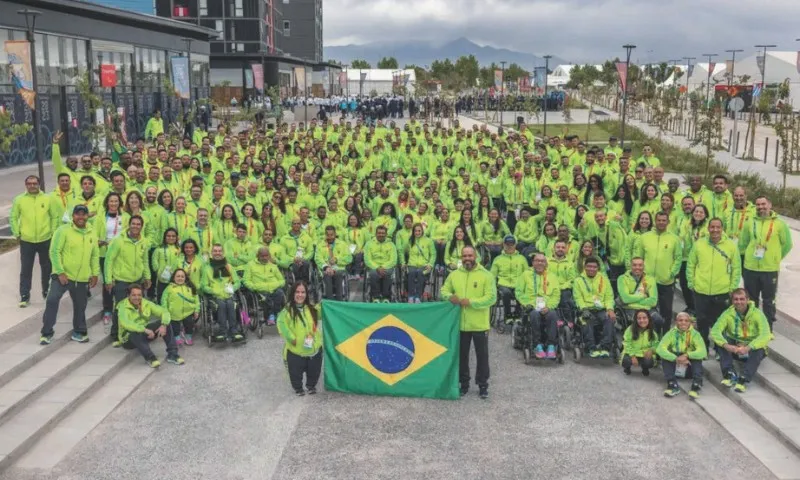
{"left": 674, "top": 329, "right": 691, "bottom": 354}
{"left": 734, "top": 311, "right": 748, "bottom": 339}
{"left": 533, "top": 271, "right": 547, "bottom": 296}
{"left": 730, "top": 207, "right": 747, "bottom": 234}
{"left": 580, "top": 275, "right": 603, "bottom": 295}
{"left": 753, "top": 218, "right": 775, "bottom": 245}
{"left": 298, "top": 308, "right": 317, "bottom": 333}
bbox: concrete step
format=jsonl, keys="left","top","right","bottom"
{"left": 13, "top": 361, "right": 155, "bottom": 471}
{"left": 770, "top": 333, "right": 800, "bottom": 378}
{"left": 0, "top": 322, "right": 111, "bottom": 428}
{"left": 755, "top": 358, "right": 800, "bottom": 412}
{"left": 0, "top": 345, "right": 136, "bottom": 471}
{"left": 705, "top": 361, "right": 800, "bottom": 458}
{"left": 690, "top": 379, "right": 800, "bottom": 480}
{"left": 0, "top": 294, "right": 103, "bottom": 390}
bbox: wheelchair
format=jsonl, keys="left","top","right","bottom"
{"left": 238, "top": 288, "right": 286, "bottom": 339}
{"left": 318, "top": 266, "right": 352, "bottom": 301}
{"left": 490, "top": 287, "right": 520, "bottom": 334}
{"left": 362, "top": 266, "right": 398, "bottom": 302}
{"left": 279, "top": 267, "right": 296, "bottom": 296}
{"left": 569, "top": 308, "right": 622, "bottom": 364}
{"left": 511, "top": 307, "right": 565, "bottom": 365}
{"left": 198, "top": 291, "right": 249, "bottom": 347}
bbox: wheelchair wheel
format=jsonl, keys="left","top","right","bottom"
{"left": 201, "top": 297, "right": 214, "bottom": 347}
{"left": 236, "top": 291, "right": 253, "bottom": 332}
{"left": 573, "top": 346, "right": 582, "bottom": 363}
{"left": 523, "top": 346, "right": 531, "bottom": 365}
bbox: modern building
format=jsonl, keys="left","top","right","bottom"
{"left": 0, "top": 0, "right": 214, "bottom": 167}
{"left": 78, "top": 0, "right": 154, "bottom": 15}
{"left": 280, "top": 0, "right": 323, "bottom": 63}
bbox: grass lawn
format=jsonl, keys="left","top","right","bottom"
{"left": 503, "top": 123, "right": 613, "bottom": 143}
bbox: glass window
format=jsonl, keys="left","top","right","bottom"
{"left": 216, "top": 20, "right": 224, "bottom": 36}
{"left": 76, "top": 39, "right": 87, "bottom": 81}
{"left": 283, "top": 21, "right": 290, "bottom": 36}
{"left": 0, "top": 29, "right": 10, "bottom": 83}
{"left": 62, "top": 37, "right": 78, "bottom": 85}
{"left": 34, "top": 33, "right": 48, "bottom": 86}
{"left": 46, "top": 35, "right": 62, "bottom": 85}
{"left": 234, "top": 0, "right": 243, "bottom": 16}
{"left": 199, "top": 0, "right": 208, "bottom": 15}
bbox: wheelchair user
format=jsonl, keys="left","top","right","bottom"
{"left": 490, "top": 234, "right": 529, "bottom": 324}
{"left": 572, "top": 256, "right": 616, "bottom": 358}
{"left": 314, "top": 225, "right": 353, "bottom": 301}
{"left": 616, "top": 257, "right": 665, "bottom": 334}
{"left": 202, "top": 243, "right": 244, "bottom": 342}
{"left": 549, "top": 239, "right": 578, "bottom": 325}
{"left": 279, "top": 217, "right": 315, "bottom": 284}
{"left": 243, "top": 246, "right": 286, "bottom": 326}
{"left": 364, "top": 225, "right": 398, "bottom": 302}
{"left": 516, "top": 253, "right": 561, "bottom": 360}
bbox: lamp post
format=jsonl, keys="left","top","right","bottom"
{"left": 701, "top": 53, "right": 718, "bottom": 106}
{"left": 499, "top": 60, "right": 506, "bottom": 126}
{"left": 182, "top": 37, "right": 192, "bottom": 103}
{"left": 543, "top": 55, "right": 552, "bottom": 136}
{"left": 17, "top": 9, "right": 45, "bottom": 190}
{"left": 725, "top": 49, "right": 743, "bottom": 153}
{"left": 747, "top": 44, "right": 777, "bottom": 158}
{"left": 724, "top": 49, "right": 743, "bottom": 86}
{"left": 681, "top": 56, "right": 695, "bottom": 135}
{"left": 620, "top": 44, "right": 636, "bottom": 148}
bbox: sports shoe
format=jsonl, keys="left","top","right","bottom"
{"left": 233, "top": 333, "right": 245, "bottom": 342}
{"left": 102, "top": 312, "right": 111, "bottom": 325}
{"left": 688, "top": 382, "right": 702, "bottom": 399}
{"left": 382, "top": 299, "right": 390, "bottom": 303}
{"left": 479, "top": 386, "right": 489, "bottom": 399}
{"left": 19, "top": 300, "right": 29, "bottom": 308}
{"left": 215, "top": 334, "right": 226, "bottom": 342}
{"left": 184, "top": 334, "right": 194, "bottom": 346}
{"left": 459, "top": 386, "right": 469, "bottom": 397}
{"left": 167, "top": 356, "right": 185, "bottom": 366}
{"left": 111, "top": 340, "right": 121, "bottom": 348}
{"left": 372, "top": 299, "right": 380, "bottom": 303}
{"left": 534, "top": 344, "right": 545, "bottom": 359}
{"left": 546, "top": 345, "right": 557, "bottom": 359}
{"left": 296, "top": 390, "right": 305, "bottom": 397}
{"left": 408, "top": 298, "right": 415, "bottom": 304}
{"left": 414, "top": 297, "right": 421, "bottom": 304}
{"left": 642, "top": 368, "right": 650, "bottom": 377}
{"left": 721, "top": 370, "right": 738, "bottom": 388}
{"left": 307, "top": 387, "right": 317, "bottom": 395}
{"left": 39, "top": 335, "right": 53, "bottom": 345}
{"left": 664, "top": 381, "right": 681, "bottom": 397}
{"left": 267, "top": 314, "right": 276, "bottom": 326}
{"left": 598, "top": 350, "right": 610, "bottom": 358}
{"left": 589, "top": 350, "right": 602, "bottom": 358}
{"left": 623, "top": 366, "right": 632, "bottom": 375}
{"left": 176, "top": 335, "right": 184, "bottom": 347}
{"left": 71, "top": 332, "right": 89, "bottom": 343}
{"left": 42, "top": 290, "right": 48, "bottom": 300}
{"left": 148, "top": 359, "right": 161, "bottom": 368}
{"left": 734, "top": 378, "right": 748, "bottom": 393}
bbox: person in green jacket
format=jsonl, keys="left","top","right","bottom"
{"left": 314, "top": 225, "right": 353, "bottom": 300}
{"left": 404, "top": 223, "right": 435, "bottom": 303}
{"left": 621, "top": 310, "right": 658, "bottom": 376}
{"left": 144, "top": 109, "right": 164, "bottom": 142}
{"left": 616, "top": 257, "right": 665, "bottom": 334}
{"left": 12, "top": 175, "right": 56, "bottom": 307}
{"left": 516, "top": 253, "right": 561, "bottom": 359}
{"left": 364, "top": 225, "right": 398, "bottom": 302}
{"left": 279, "top": 217, "right": 315, "bottom": 285}
{"left": 276, "top": 282, "right": 322, "bottom": 396}
{"left": 243, "top": 247, "right": 286, "bottom": 326}
{"left": 152, "top": 228, "right": 182, "bottom": 301}
{"left": 633, "top": 211, "right": 682, "bottom": 327}
{"left": 656, "top": 312, "right": 707, "bottom": 398}
{"left": 740, "top": 196, "right": 793, "bottom": 329}
{"left": 40, "top": 205, "right": 100, "bottom": 345}
{"left": 572, "top": 257, "right": 616, "bottom": 358}
{"left": 441, "top": 245, "right": 497, "bottom": 399}
{"left": 202, "top": 244, "right": 243, "bottom": 342}
{"left": 224, "top": 223, "right": 254, "bottom": 275}
{"left": 711, "top": 289, "right": 772, "bottom": 393}
{"left": 161, "top": 268, "right": 200, "bottom": 346}
{"left": 490, "top": 235, "right": 529, "bottom": 324}
{"left": 118, "top": 283, "right": 182, "bottom": 368}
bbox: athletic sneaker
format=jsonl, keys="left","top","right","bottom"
{"left": 102, "top": 312, "right": 112, "bottom": 325}
{"left": 42, "top": 290, "right": 48, "bottom": 299}
{"left": 267, "top": 314, "right": 276, "bottom": 326}
{"left": 167, "top": 356, "right": 185, "bottom": 366}
{"left": 215, "top": 334, "right": 226, "bottom": 342}
{"left": 296, "top": 390, "right": 305, "bottom": 397}
{"left": 408, "top": 298, "right": 415, "bottom": 304}
{"left": 642, "top": 368, "right": 650, "bottom": 377}
{"left": 414, "top": 297, "right": 421, "bottom": 304}
{"left": 460, "top": 386, "right": 469, "bottom": 397}
{"left": 479, "top": 386, "right": 489, "bottom": 399}
{"left": 111, "top": 340, "right": 121, "bottom": 348}
{"left": 623, "top": 366, "right": 632, "bottom": 375}
{"left": 372, "top": 299, "right": 380, "bottom": 303}
{"left": 233, "top": 333, "right": 245, "bottom": 342}
{"left": 148, "top": 358, "right": 161, "bottom": 368}
{"left": 589, "top": 350, "right": 602, "bottom": 358}
{"left": 664, "top": 381, "right": 681, "bottom": 398}
{"left": 734, "top": 378, "right": 748, "bottom": 393}
{"left": 307, "top": 387, "right": 317, "bottom": 395}
{"left": 176, "top": 335, "right": 184, "bottom": 347}
{"left": 382, "top": 299, "right": 390, "bottom": 303}
{"left": 184, "top": 334, "right": 194, "bottom": 346}
{"left": 546, "top": 345, "right": 557, "bottom": 360}
{"left": 721, "top": 370, "right": 738, "bottom": 388}
{"left": 71, "top": 332, "right": 89, "bottom": 343}
{"left": 534, "top": 344, "right": 545, "bottom": 359}
{"left": 19, "top": 300, "right": 29, "bottom": 308}
{"left": 39, "top": 335, "right": 53, "bottom": 345}
{"left": 688, "top": 382, "right": 702, "bottom": 399}
{"left": 598, "top": 350, "right": 610, "bottom": 358}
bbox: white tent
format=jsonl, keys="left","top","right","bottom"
{"left": 341, "top": 68, "right": 416, "bottom": 97}
{"left": 549, "top": 64, "right": 604, "bottom": 88}
{"left": 731, "top": 51, "right": 800, "bottom": 105}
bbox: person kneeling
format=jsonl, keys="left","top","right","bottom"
{"left": 621, "top": 309, "right": 658, "bottom": 376}
{"left": 517, "top": 253, "right": 560, "bottom": 359}
{"left": 710, "top": 288, "right": 772, "bottom": 393}
{"left": 573, "top": 257, "right": 616, "bottom": 358}
{"left": 118, "top": 284, "right": 183, "bottom": 368}
{"left": 656, "top": 312, "right": 707, "bottom": 399}
{"left": 277, "top": 282, "right": 322, "bottom": 396}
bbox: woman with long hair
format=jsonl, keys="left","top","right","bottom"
{"left": 405, "top": 223, "right": 435, "bottom": 303}
{"left": 276, "top": 282, "right": 322, "bottom": 396}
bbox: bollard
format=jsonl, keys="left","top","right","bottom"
{"left": 735, "top": 132, "right": 741, "bottom": 155}
{"left": 728, "top": 130, "right": 732, "bottom": 152}
{"left": 776, "top": 139, "right": 780, "bottom": 166}
{"left": 765, "top": 137, "right": 770, "bottom": 165}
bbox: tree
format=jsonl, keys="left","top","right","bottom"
{"left": 478, "top": 63, "right": 499, "bottom": 88}
{"left": 350, "top": 59, "right": 371, "bottom": 69}
{"left": 0, "top": 110, "right": 31, "bottom": 156}
{"left": 454, "top": 55, "right": 480, "bottom": 89}
{"left": 377, "top": 56, "right": 399, "bottom": 69}
{"left": 503, "top": 63, "right": 528, "bottom": 83}
{"left": 772, "top": 82, "right": 793, "bottom": 194}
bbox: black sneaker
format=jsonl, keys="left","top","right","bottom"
{"left": 642, "top": 368, "right": 650, "bottom": 377}
{"left": 42, "top": 290, "right": 48, "bottom": 300}
{"left": 459, "top": 386, "right": 469, "bottom": 397}
{"left": 307, "top": 387, "right": 317, "bottom": 395}
{"left": 623, "top": 366, "right": 631, "bottom": 375}
{"left": 479, "top": 386, "right": 489, "bottom": 399}
{"left": 688, "top": 382, "right": 702, "bottom": 399}
{"left": 295, "top": 390, "right": 305, "bottom": 397}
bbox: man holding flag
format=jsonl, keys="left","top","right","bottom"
{"left": 441, "top": 246, "right": 497, "bottom": 399}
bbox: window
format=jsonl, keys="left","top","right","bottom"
{"left": 283, "top": 20, "right": 290, "bottom": 36}
{"left": 199, "top": 0, "right": 207, "bottom": 15}
{"left": 230, "top": 23, "right": 235, "bottom": 41}
{"left": 234, "top": 0, "right": 243, "bottom": 16}
{"left": 216, "top": 20, "right": 224, "bottom": 37}
{"left": 283, "top": 0, "right": 289, "bottom": 3}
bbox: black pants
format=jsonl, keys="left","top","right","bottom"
{"left": 19, "top": 239, "right": 51, "bottom": 301}
{"left": 368, "top": 269, "right": 393, "bottom": 300}
{"left": 322, "top": 268, "right": 346, "bottom": 300}
{"left": 171, "top": 314, "right": 195, "bottom": 338}
{"left": 286, "top": 350, "right": 322, "bottom": 393}
{"left": 498, "top": 286, "right": 516, "bottom": 320}
{"left": 743, "top": 269, "right": 778, "bottom": 329}
{"left": 657, "top": 283, "right": 674, "bottom": 332}
{"left": 41, "top": 276, "right": 88, "bottom": 336}
{"left": 621, "top": 354, "right": 655, "bottom": 371}
{"left": 678, "top": 262, "right": 694, "bottom": 311}
{"left": 123, "top": 320, "right": 178, "bottom": 361}
{"left": 719, "top": 347, "right": 766, "bottom": 381}
{"left": 559, "top": 290, "right": 576, "bottom": 324}
{"left": 291, "top": 260, "right": 310, "bottom": 284}
{"left": 506, "top": 210, "right": 517, "bottom": 234}
{"left": 694, "top": 293, "right": 730, "bottom": 351}
{"left": 459, "top": 330, "right": 490, "bottom": 389}
{"left": 608, "top": 264, "right": 626, "bottom": 299}
{"left": 258, "top": 289, "right": 286, "bottom": 317}
{"left": 99, "top": 257, "right": 113, "bottom": 312}
{"left": 529, "top": 309, "right": 558, "bottom": 346}
{"left": 662, "top": 359, "right": 703, "bottom": 383}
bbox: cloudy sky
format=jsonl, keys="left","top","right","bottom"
{"left": 324, "top": 0, "right": 800, "bottom": 63}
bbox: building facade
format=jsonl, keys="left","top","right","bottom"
{"left": 78, "top": 0, "right": 155, "bottom": 15}
{"left": 280, "top": 0, "right": 322, "bottom": 63}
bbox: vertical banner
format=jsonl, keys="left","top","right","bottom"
{"left": 170, "top": 56, "right": 190, "bottom": 99}
{"left": 494, "top": 69, "right": 503, "bottom": 89}
{"left": 294, "top": 66, "right": 307, "bottom": 95}
{"left": 322, "top": 71, "right": 330, "bottom": 94}
{"left": 796, "top": 52, "right": 800, "bottom": 75}
{"left": 533, "top": 68, "right": 546, "bottom": 89}
{"left": 403, "top": 73, "right": 410, "bottom": 86}
{"left": 251, "top": 64, "right": 264, "bottom": 92}
{"left": 687, "top": 64, "right": 694, "bottom": 78}
{"left": 725, "top": 60, "right": 734, "bottom": 77}
{"left": 616, "top": 61, "right": 628, "bottom": 92}
{"left": 100, "top": 64, "right": 117, "bottom": 87}
{"left": 753, "top": 82, "right": 763, "bottom": 99}
{"left": 338, "top": 71, "right": 347, "bottom": 87}
{"left": 244, "top": 69, "right": 254, "bottom": 89}
{"left": 756, "top": 55, "right": 765, "bottom": 77}
{"left": 708, "top": 62, "right": 716, "bottom": 76}
{"left": 4, "top": 41, "right": 36, "bottom": 110}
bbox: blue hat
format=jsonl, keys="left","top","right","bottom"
{"left": 503, "top": 235, "right": 516, "bottom": 244}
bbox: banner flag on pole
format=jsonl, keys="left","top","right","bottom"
{"left": 4, "top": 40, "right": 36, "bottom": 110}
{"left": 756, "top": 55, "right": 765, "bottom": 77}
{"left": 796, "top": 52, "right": 800, "bottom": 75}
{"left": 294, "top": 66, "right": 307, "bottom": 93}
{"left": 322, "top": 301, "right": 460, "bottom": 400}
{"left": 494, "top": 69, "right": 503, "bottom": 89}
{"left": 687, "top": 64, "right": 694, "bottom": 78}
{"left": 251, "top": 64, "right": 264, "bottom": 92}
{"left": 338, "top": 71, "right": 347, "bottom": 87}
{"left": 753, "top": 82, "right": 763, "bottom": 99}
{"left": 170, "top": 56, "right": 190, "bottom": 99}
{"left": 616, "top": 62, "right": 628, "bottom": 93}
{"left": 708, "top": 62, "right": 716, "bottom": 76}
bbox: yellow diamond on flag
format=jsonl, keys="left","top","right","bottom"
{"left": 335, "top": 314, "right": 447, "bottom": 386}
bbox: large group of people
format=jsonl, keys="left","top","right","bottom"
{"left": 9, "top": 110, "right": 792, "bottom": 398}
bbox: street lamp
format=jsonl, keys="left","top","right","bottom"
{"left": 701, "top": 53, "right": 718, "bottom": 106}
{"left": 499, "top": 60, "right": 506, "bottom": 126}
{"left": 620, "top": 44, "right": 636, "bottom": 148}
{"left": 747, "top": 44, "right": 777, "bottom": 158}
{"left": 543, "top": 55, "right": 552, "bottom": 136}
{"left": 724, "top": 49, "right": 743, "bottom": 86}
{"left": 182, "top": 37, "right": 192, "bottom": 104}
{"left": 682, "top": 56, "right": 696, "bottom": 135}
{"left": 17, "top": 9, "right": 45, "bottom": 190}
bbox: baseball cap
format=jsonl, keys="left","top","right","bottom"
{"left": 503, "top": 235, "right": 516, "bottom": 244}
{"left": 73, "top": 205, "right": 89, "bottom": 215}
{"left": 230, "top": 172, "right": 241, "bottom": 179}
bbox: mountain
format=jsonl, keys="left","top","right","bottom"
{"left": 324, "top": 37, "right": 567, "bottom": 69}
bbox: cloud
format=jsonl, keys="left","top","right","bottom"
{"left": 323, "top": 0, "right": 800, "bottom": 63}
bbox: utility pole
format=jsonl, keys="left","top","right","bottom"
{"left": 620, "top": 44, "right": 636, "bottom": 148}
{"left": 747, "top": 44, "right": 777, "bottom": 159}
{"left": 499, "top": 60, "right": 506, "bottom": 126}
{"left": 182, "top": 37, "right": 193, "bottom": 125}
{"left": 701, "top": 53, "right": 717, "bottom": 106}
{"left": 724, "top": 49, "right": 743, "bottom": 86}
{"left": 17, "top": 9, "right": 45, "bottom": 190}
{"left": 681, "top": 56, "right": 695, "bottom": 134}
{"left": 543, "top": 55, "right": 552, "bottom": 136}
{"left": 725, "top": 49, "right": 743, "bottom": 153}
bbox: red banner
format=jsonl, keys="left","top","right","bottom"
{"left": 251, "top": 63, "right": 264, "bottom": 92}
{"left": 100, "top": 64, "right": 117, "bottom": 88}
{"left": 338, "top": 72, "right": 347, "bottom": 87}
{"left": 616, "top": 62, "right": 628, "bottom": 92}
{"left": 708, "top": 62, "right": 716, "bottom": 75}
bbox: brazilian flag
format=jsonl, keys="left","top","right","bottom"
{"left": 322, "top": 301, "right": 460, "bottom": 400}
